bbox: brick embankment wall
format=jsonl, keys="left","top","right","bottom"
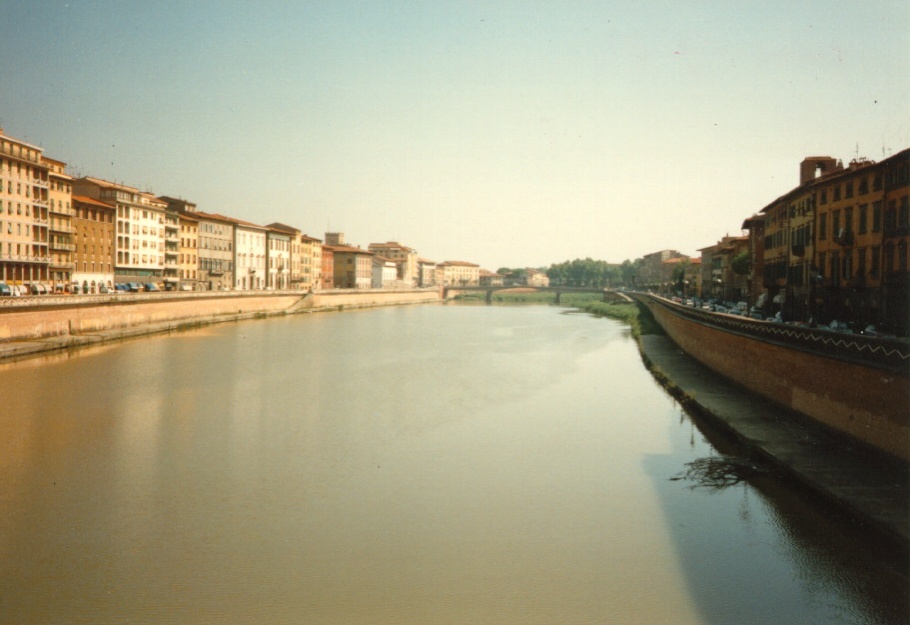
{"left": 0, "top": 289, "right": 442, "bottom": 348}
{"left": 304, "top": 288, "right": 441, "bottom": 311}
{"left": 0, "top": 293, "right": 302, "bottom": 341}
{"left": 637, "top": 295, "right": 910, "bottom": 462}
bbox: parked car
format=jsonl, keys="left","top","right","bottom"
{"left": 0, "top": 283, "right": 11, "bottom": 296}
{"left": 179, "top": 283, "right": 193, "bottom": 291}
{"left": 861, "top": 324, "right": 895, "bottom": 338}
{"left": 144, "top": 282, "right": 160, "bottom": 292}
{"left": 29, "top": 283, "right": 47, "bottom": 295}
{"left": 98, "top": 284, "right": 110, "bottom": 293}
{"left": 127, "top": 282, "right": 141, "bottom": 293}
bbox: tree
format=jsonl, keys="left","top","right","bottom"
{"left": 731, "top": 251, "right": 751, "bottom": 275}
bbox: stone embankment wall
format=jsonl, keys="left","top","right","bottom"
{"left": 635, "top": 294, "right": 910, "bottom": 462}
{"left": 0, "top": 289, "right": 442, "bottom": 345}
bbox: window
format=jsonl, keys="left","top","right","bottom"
{"left": 858, "top": 204, "right": 868, "bottom": 234}
{"left": 844, "top": 207, "right": 853, "bottom": 234}
{"left": 833, "top": 186, "right": 841, "bottom": 202}
{"left": 900, "top": 197, "right": 910, "bottom": 229}
{"left": 819, "top": 213, "right": 827, "bottom": 240}
{"left": 832, "top": 211, "right": 841, "bottom": 237}
{"left": 873, "top": 201, "right": 882, "bottom": 232}
{"left": 845, "top": 181, "right": 853, "bottom": 198}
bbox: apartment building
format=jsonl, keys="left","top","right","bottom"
{"left": 266, "top": 227, "right": 291, "bottom": 289}
{"left": 163, "top": 206, "right": 180, "bottom": 289}
{"left": 74, "top": 177, "right": 165, "bottom": 285}
{"left": 698, "top": 237, "right": 747, "bottom": 302}
{"left": 326, "top": 244, "right": 374, "bottom": 288}
{"left": 436, "top": 260, "right": 480, "bottom": 286}
{"left": 321, "top": 244, "right": 334, "bottom": 289}
{"left": 372, "top": 256, "right": 399, "bottom": 288}
{"left": 299, "top": 234, "right": 323, "bottom": 291}
{"left": 71, "top": 195, "right": 115, "bottom": 291}
{"left": 178, "top": 212, "right": 199, "bottom": 287}
{"left": 42, "top": 156, "right": 75, "bottom": 291}
{"left": 417, "top": 257, "right": 437, "bottom": 287}
{"left": 195, "top": 212, "right": 235, "bottom": 290}
{"left": 0, "top": 129, "right": 50, "bottom": 288}
{"left": 367, "top": 241, "right": 418, "bottom": 286}
{"left": 233, "top": 218, "right": 267, "bottom": 290}
{"left": 636, "top": 249, "right": 687, "bottom": 291}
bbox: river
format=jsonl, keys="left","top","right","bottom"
{"left": 0, "top": 304, "right": 906, "bottom": 624}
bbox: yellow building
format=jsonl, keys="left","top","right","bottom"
{"left": 178, "top": 212, "right": 199, "bottom": 287}
{"left": 0, "top": 128, "right": 51, "bottom": 289}
{"left": 300, "top": 234, "right": 323, "bottom": 291}
{"left": 436, "top": 260, "right": 480, "bottom": 286}
{"left": 44, "top": 156, "right": 74, "bottom": 291}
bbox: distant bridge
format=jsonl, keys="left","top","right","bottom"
{"left": 442, "top": 285, "right": 632, "bottom": 304}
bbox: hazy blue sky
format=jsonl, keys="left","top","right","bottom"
{"left": 2, "top": 1, "right": 907, "bottom": 270}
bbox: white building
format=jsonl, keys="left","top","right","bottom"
{"left": 233, "top": 218, "right": 267, "bottom": 290}
{"left": 74, "top": 177, "right": 165, "bottom": 285}
{"left": 266, "top": 227, "right": 291, "bottom": 289}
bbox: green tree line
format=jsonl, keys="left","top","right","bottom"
{"left": 545, "top": 258, "right": 642, "bottom": 288}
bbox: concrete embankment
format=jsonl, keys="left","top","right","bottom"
{"left": 637, "top": 331, "right": 909, "bottom": 550}
{"left": 0, "top": 288, "right": 441, "bottom": 362}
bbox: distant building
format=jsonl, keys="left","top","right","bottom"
{"left": 368, "top": 241, "right": 419, "bottom": 286}
{"left": 299, "top": 234, "right": 323, "bottom": 291}
{"left": 436, "top": 260, "right": 480, "bottom": 286}
{"left": 479, "top": 269, "right": 504, "bottom": 286}
{"left": 372, "top": 255, "right": 399, "bottom": 288}
{"left": 637, "top": 249, "right": 687, "bottom": 290}
{"left": 232, "top": 218, "right": 268, "bottom": 290}
{"left": 44, "top": 156, "right": 74, "bottom": 291}
{"left": 75, "top": 176, "right": 165, "bottom": 286}
{"left": 417, "top": 257, "right": 437, "bottom": 287}
{"left": 178, "top": 212, "right": 199, "bottom": 288}
{"left": 326, "top": 244, "right": 374, "bottom": 288}
{"left": 525, "top": 268, "right": 549, "bottom": 287}
{"left": 71, "top": 195, "right": 115, "bottom": 292}
{"left": 0, "top": 129, "right": 51, "bottom": 288}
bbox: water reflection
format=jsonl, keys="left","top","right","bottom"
{"left": 0, "top": 305, "right": 905, "bottom": 624}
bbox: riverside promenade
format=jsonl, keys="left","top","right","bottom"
{"left": 639, "top": 333, "right": 909, "bottom": 549}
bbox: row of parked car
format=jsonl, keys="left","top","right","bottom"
{"left": 670, "top": 295, "right": 896, "bottom": 337}
{"left": 0, "top": 281, "right": 168, "bottom": 296}
{"left": 0, "top": 282, "right": 58, "bottom": 296}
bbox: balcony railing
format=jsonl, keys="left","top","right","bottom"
{"left": 0, "top": 253, "right": 50, "bottom": 263}
{"left": 49, "top": 224, "right": 75, "bottom": 234}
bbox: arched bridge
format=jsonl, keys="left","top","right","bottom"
{"left": 442, "top": 285, "right": 631, "bottom": 304}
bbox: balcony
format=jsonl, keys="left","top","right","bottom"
{"left": 50, "top": 242, "right": 76, "bottom": 252}
{"left": 791, "top": 243, "right": 806, "bottom": 257}
{"left": 49, "top": 223, "right": 75, "bottom": 234}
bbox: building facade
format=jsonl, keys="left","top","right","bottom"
{"left": 71, "top": 195, "right": 116, "bottom": 291}
{"left": 74, "top": 177, "right": 165, "bottom": 285}
{"left": 326, "top": 244, "right": 374, "bottom": 288}
{"left": 299, "top": 234, "right": 322, "bottom": 291}
{"left": 0, "top": 129, "right": 51, "bottom": 289}
{"left": 233, "top": 218, "right": 267, "bottom": 290}
{"left": 436, "top": 260, "right": 480, "bottom": 286}
{"left": 44, "top": 157, "right": 74, "bottom": 291}
{"left": 368, "top": 242, "right": 418, "bottom": 286}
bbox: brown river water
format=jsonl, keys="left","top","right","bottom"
{"left": 0, "top": 304, "right": 906, "bottom": 624}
